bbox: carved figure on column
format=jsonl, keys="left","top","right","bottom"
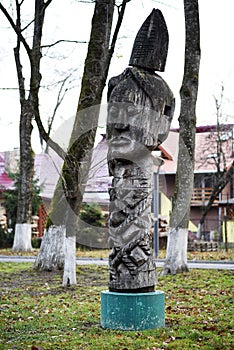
{"left": 107, "top": 9, "right": 175, "bottom": 292}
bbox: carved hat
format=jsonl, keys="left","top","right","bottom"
{"left": 107, "top": 67, "right": 174, "bottom": 114}
{"left": 129, "top": 9, "right": 169, "bottom": 72}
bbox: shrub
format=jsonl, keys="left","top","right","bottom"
{"left": 0, "top": 226, "right": 14, "bottom": 248}
{"left": 78, "top": 203, "right": 107, "bottom": 250}
{"left": 79, "top": 203, "right": 105, "bottom": 227}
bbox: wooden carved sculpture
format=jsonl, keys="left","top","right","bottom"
{"left": 107, "top": 9, "right": 175, "bottom": 292}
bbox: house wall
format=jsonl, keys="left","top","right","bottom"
{"left": 162, "top": 172, "right": 233, "bottom": 237}
{"left": 221, "top": 182, "right": 231, "bottom": 201}
{"left": 222, "top": 221, "right": 234, "bottom": 243}
{"left": 159, "top": 192, "right": 171, "bottom": 224}
{"left": 159, "top": 192, "right": 197, "bottom": 232}
{"left": 160, "top": 174, "right": 174, "bottom": 199}
{"left": 190, "top": 206, "right": 220, "bottom": 233}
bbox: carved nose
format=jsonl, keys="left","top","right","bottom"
{"left": 114, "top": 109, "right": 129, "bottom": 130}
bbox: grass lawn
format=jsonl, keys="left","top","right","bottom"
{"left": 0, "top": 263, "right": 233, "bottom": 350}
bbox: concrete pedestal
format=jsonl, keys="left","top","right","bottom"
{"left": 101, "top": 290, "right": 165, "bottom": 330}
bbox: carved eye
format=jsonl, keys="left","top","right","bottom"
{"left": 108, "top": 105, "right": 119, "bottom": 118}
{"left": 163, "top": 105, "right": 172, "bottom": 118}
{"left": 127, "top": 105, "right": 139, "bottom": 116}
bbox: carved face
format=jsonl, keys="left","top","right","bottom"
{"left": 107, "top": 77, "right": 161, "bottom": 161}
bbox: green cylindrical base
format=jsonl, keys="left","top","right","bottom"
{"left": 101, "top": 290, "right": 165, "bottom": 330}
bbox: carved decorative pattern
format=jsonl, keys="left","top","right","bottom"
{"left": 106, "top": 10, "right": 174, "bottom": 292}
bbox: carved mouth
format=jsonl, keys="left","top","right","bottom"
{"left": 110, "top": 137, "right": 132, "bottom": 145}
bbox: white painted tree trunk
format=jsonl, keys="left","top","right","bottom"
{"left": 62, "top": 236, "right": 77, "bottom": 287}
{"left": 161, "top": 227, "right": 189, "bottom": 275}
{"left": 12, "top": 223, "right": 33, "bottom": 252}
{"left": 34, "top": 225, "right": 65, "bottom": 271}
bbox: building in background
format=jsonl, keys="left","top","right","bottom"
{"left": 1, "top": 125, "right": 233, "bottom": 242}
{"left": 0, "top": 153, "right": 14, "bottom": 231}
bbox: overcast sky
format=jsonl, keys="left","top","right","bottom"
{"left": 0, "top": 0, "right": 233, "bottom": 152}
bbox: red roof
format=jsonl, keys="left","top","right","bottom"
{"left": 194, "top": 130, "right": 233, "bottom": 173}
{"left": 0, "top": 171, "right": 14, "bottom": 190}
{"left": 158, "top": 126, "right": 234, "bottom": 174}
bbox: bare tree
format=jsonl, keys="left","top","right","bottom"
{"left": 0, "top": 0, "right": 55, "bottom": 252}
{"left": 197, "top": 88, "right": 234, "bottom": 235}
{"left": 162, "top": 0, "right": 201, "bottom": 275}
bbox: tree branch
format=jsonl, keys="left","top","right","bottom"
{"left": 33, "top": 106, "right": 67, "bottom": 160}
{"left": 45, "top": 0, "right": 53, "bottom": 9}
{"left": 0, "top": 3, "right": 32, "bottom": 60}
{"left": 200, "top": 161, "right": 234, "bottom": 225}
{"left": 44, "top": 72, "right": 77, "bottom": 153}
{"left": 41, "top": 39, "right": 87, "bottom": 49}
{"left": 107, "top": 0, "right": 131, "bottom": 69}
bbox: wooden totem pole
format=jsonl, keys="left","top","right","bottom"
{"left": 101, "top": 9, "right": 174, "bottom": 330}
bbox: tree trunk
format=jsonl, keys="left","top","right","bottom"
{"left": 1, "top": 0, "right": 51, "bottom": 252}
{"left": 12, "top": 100, "right": 34, "bottom": 252}
{"left": 36, "top": 1, "right": 129, "bottom": 277}
{"left": 61, "top": 0, "right": 115, "bottom": 283}
{"left": 63, "top": 236, "right": 77, "bottom": 286}
{"left": 162, "top": 0, "right": 201, "bottom": 275}
{"left": 13, "top": 224, "right": 33, "bottom": 252}
{"left": 34, "top": 225, "right": 65, "bottom": 271}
